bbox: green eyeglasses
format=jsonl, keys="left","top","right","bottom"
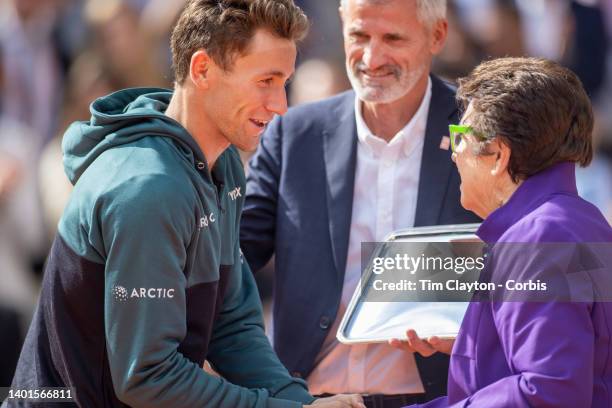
{"left": 448, "top": 124, "right": 490, "bottom": 153}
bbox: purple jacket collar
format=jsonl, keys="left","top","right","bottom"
{"left": 476, "top": 161, "right": 577, "bottom": 243}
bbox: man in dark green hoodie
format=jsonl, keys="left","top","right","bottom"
{"left": 6, "top": 1, "right": 364, "bottom": 407}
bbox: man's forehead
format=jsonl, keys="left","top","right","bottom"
{"left": 342, "top": 0, "right": 418, "bottom": 27}
{"left": 342, "top": 0, "right": 414, "bottom": 12}
{"left": 233, "top": 32, "right": 296, "bottom": 78}
{"left": 245, "top": 29, "right": 297, "bottom": 54}
{"left": 345, "top": 0, "right": 395, "bottom": 7}
{"left": 239, "top": 30, "right": 295, "bottom": 59}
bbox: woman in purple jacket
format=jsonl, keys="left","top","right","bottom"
{"left": 407, "top": 57, "right": 612, "bottom": 407}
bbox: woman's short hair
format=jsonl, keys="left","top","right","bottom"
{"left": 457, "top": 57, "right": 593, "bottom": 183}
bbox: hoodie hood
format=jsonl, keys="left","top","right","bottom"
{"left": 62, "top": 87, "right": 206, "bottom": 185}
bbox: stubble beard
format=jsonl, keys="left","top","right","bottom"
{"left": 347, "top": 60, "right": 428, "bottom": 104}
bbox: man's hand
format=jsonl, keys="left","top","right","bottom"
{"left": 306, "top": 394, "right": 366, "bottom": 408}
{"left": 389, "top": 329, "right": 454, "bottom": 356}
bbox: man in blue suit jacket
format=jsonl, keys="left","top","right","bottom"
{"left": 241, "top": 0, "right": 480, "bottom": 407}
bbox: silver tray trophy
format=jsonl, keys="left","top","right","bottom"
{"left": 337, "top": 223, "right": 483, "bottom": 344}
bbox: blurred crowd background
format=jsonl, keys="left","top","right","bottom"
{"left": 1, "top": 0, "right": 612, "bottom": 386}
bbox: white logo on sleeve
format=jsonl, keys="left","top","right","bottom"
{"left": 228, "top": 186, "right": 242, "bottom": 201}
{"left": 199, "top": 212, "right": 216, "bottom": 228}
{"left": 112, "top": 285, "right": 175, "bottom": 301}
{"left": 112, "top": 286, "right": 129, "bottom": 301}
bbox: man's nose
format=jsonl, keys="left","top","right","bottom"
{"left": 265, "top": 88, "right": 288, "bottom": 116}
{"left": 361, "top": 41, "right": 386, "bottom": 71}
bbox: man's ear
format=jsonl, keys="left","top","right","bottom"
{"left": 189, "top": 50, "right": 212, "bottom": 89}
{"left": 430, "top": 19, "right": 448, "bottom": 55}
{"left": 490, "top": 138, "right": 511, "bottom": 178}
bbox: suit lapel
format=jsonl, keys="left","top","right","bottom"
{"left": 322, "top": 92, "right": 358, "bottom": 283}
{"left": 414, "top": 76, "right": 459, "bottom": 227}
{"left": 321, "top": 80, "right": 457, "bottom": 278}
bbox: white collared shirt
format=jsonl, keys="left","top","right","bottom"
{"left": 308, "top": 78, "right": 432, "bottom": 395}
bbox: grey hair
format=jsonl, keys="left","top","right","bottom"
{"left": 340, "top": 0, "right": 447, "bottom": 27}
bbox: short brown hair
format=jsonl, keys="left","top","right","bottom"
{"left": 457, "top": 57, "right": 593, "bottom": 183}
{"left": 170, "top": 0, "right": 309, "bottom": 84}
